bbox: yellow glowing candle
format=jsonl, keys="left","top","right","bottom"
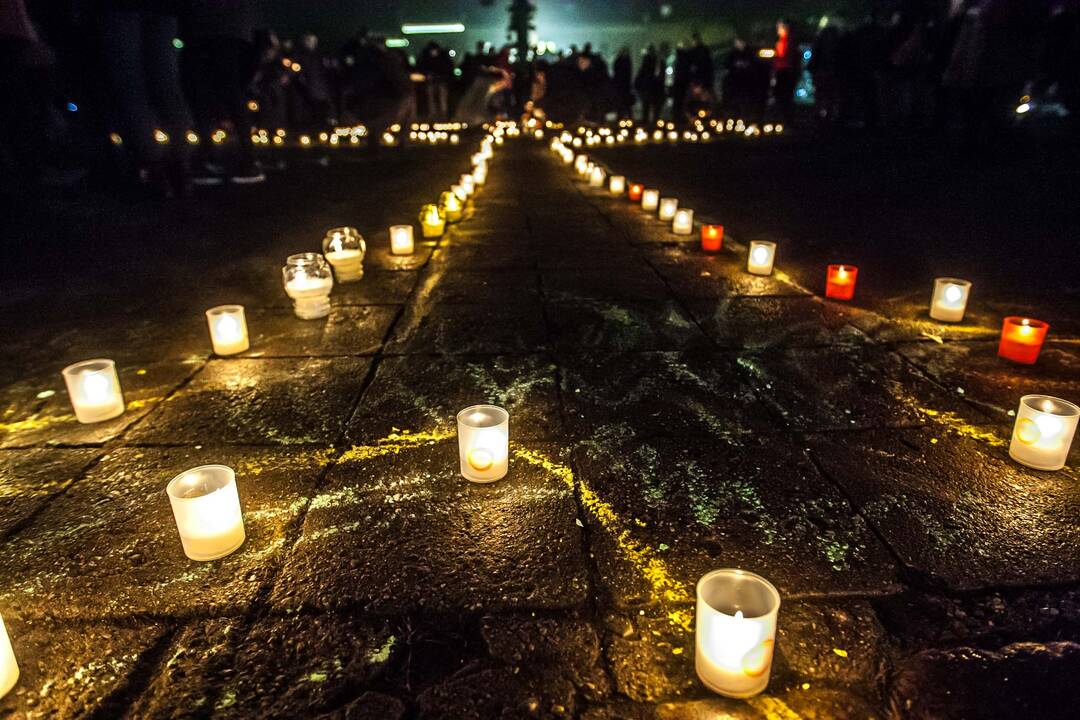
{"left": 322, "top": 228, "right": 366, "bottom": 283}
{"left": 929, "top": 278, "right": 972, "bottom": 323}
{"left": 167, "top": 465, "right": 246, "bottom": 561}
{"left": 641, "top": 189, "right": 660, "bottom": 211}
{"left": 672, "top": 208, "right": 694, "bottom": 235}
{"left": 456, "top": 405, "right": 509, "bottom": 483}
{"left": 0, "top": 612, "right": 18, "bottom": 699}
{"left": 282, "top": 253, "right": 334, "bottom": 320}
{"left": 747, "top": 241, "right": 776, "bottom": 276}
{"left": 205, "top": 305, "right": 249, "bottom": 356}
{"left": 696, "top": 569, "right": 780, "bottom": 698}
{"left": 1009, "top": 395, "right": 1078, "bottom": 471}
{"left": 440, "top": 191, "right": 463, "bottom": 222}
{"left": 419, "top": 204, "right": 446, "bottom": 237}
{"left": 609, "top": 175, "right": 626, "bottom": 195}
{"left": 389, "top": 224, "right": 415, "bottom": 255}
{"left": 62, "top": 359, "right": 125, "bottom": 424}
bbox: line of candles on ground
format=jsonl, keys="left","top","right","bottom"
{"left": 530, "top": 115, "right": 785, "bottom": 149}
{"left": 554, "top": 138, "right": 1080, "bottom": 472}
{"left": 0, "top": 133, "right": 502, "bottom": 700}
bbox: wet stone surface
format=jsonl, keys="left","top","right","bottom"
{"left": 686, "top": 297, "right": 869, "bottom": 349}
{"left": 0, "top": 445, "right": 325, "bottom": 620}
{"left": 387, "top": 302, "right": 549, "bottom": 354}
{"left": 127, "top": 357, "right": 371, "bottom": 445}
{"left": 0, "top": 447, "right": 100, "bottom": 537}
{"left": 236, "top": 305, "right": 398, "bottom": 358}
{"left": 547, "top": 298, "right": 708, "bottom": 353}
{"left": 270, "top": 440, "right": 589, "bottom": 614}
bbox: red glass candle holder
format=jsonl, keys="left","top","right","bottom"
{"left": 998, "top": 317, "right": 1049, "bottom": 365}
{"left": 825, "top": 264, "right": 858, "bottom": 300}
{"left": 628, "top": 183, "right": 644, "bottom": 202}
{"left": 701, "top": 224, "right": 724, "bottom": 252}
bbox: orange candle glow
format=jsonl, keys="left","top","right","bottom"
{"left": 628, "top": 183, "right": 644, "bottom": 202}
{"left": 825, "top": 264, "right": 858, "bottom": 301}
{"left": 998, "top": 317, "right": 1049, "bottom": 365}
{"left": 701, "top": 224, "right": 724, "bottom": 252}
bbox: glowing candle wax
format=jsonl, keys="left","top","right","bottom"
{"left": 999, "top": 317, "right": 1049, "bottom": 365}
{"left": 0, "top": 612, "right": 18, "bottom": 699}
{"left": 62, "top": 359, "right": 125, "bottom": 424}
{"left": 389, "top": 225, "right": 415, "bottom": 255}
{"left": 440, "top": 191, "right": 463, "bottom": 222}
{"left": 696, "top": 569, "right": 780, "bottom": 699}
{"left": 672, "top": 208, "right": 694, "bottom": 235}
{"left": 283, "top": 253, "right": 334, "bottom": 320}
{"left": 641, "top": 189, "right": 660, "bottom": 211}
{"left": 701, "top": 224, "right": 724, "bottom": 252}
{"left": 167, "top": 464, "right": 246, "bottom": 561}
{"left": 747, "top": 241, "right": 776, "bottom": 276}
{"left": 322, "top": 228, "right": 366, "bottom": 283}
{"left": 205, "top": 305, "right": 249, "bottom": 356}
{"left": 456, "top": 405, "right": 509, "bottom": 483}
{"left": 609, "top": 175, "right": 626, "bottom": 195}
{"left": 825, "top": 264, "right": 858, "bottom": 301}
{"left": 658, "top": 197, "right": 679, "bottom": 220}
{"left": 419, "top": 204, "right": 446, "bottom": 237}
{"left": 1009, "top": 395, "right": 1078, "bottom": 471}
{"left": 628, "top": 183, "right": 644, "bottom": 202}
{"left": 929, "top": 278, "right": 972, "bottom": 323}
{"left": 589, "top": 166, "right": 605, "bottom": 187}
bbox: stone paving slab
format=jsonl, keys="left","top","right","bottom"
{"left": 560, "top": 351, "right": 773, "bottom": 439}
{"left": 364, "top": 241, "right": 437, "bottom": 272}
{"left": 386, "top": 302, "right": 549, "bottom": 355}
{"left": 0, "top": 447, "right": 100, "bottom": 537}
{"left": 542, "top": 267, "right": 673, "bottom": 301}
{"left": 0, "top": 445, "right": 325, "bottom": 620}
{"left": 735, "top": 345, "right": 985, "bottom": 431}
{"left": 0, "top": 359, "right": 200, "bottom": 449}
{"left": 0, "top": 618, "right": 166, "bottom": 719}
{"left": 238, "top": 265, "right": 419, "bottom": 308}
{"left": 809, "top": 428, "right": 1080, "bottom": 590}
{"left": 237, "top": 306, "right": 398, "bottom": 358}
{"left": 546, "top": 298, "right": 707, "bottom": 353}
{"left": 645, "top": 247, "right": 810, "bottom": 299}
{"left": 426, "top": 269, "right": 541, "bottom": 304}
{"left": 845, "top": 292, "right": 1004, "bottom": 343}
{"left": 127, "top": 357, "right": 371, "bottom": 445}
{"left": 346, "top": 354, "right": 560, "bottom": 443}
{"left": 432, "top": 243, "right": 537, "bottom": 271}
{"left": 270, "top": 440, "right": 589, "bottom": 614}
{"left": 686, "top": 297, "right": 869, "bottom": 349}
{"left": 897, "top": 339, "right": 1080, "bottom": 429}
{"left": 573, "top": 429, "right": 899, "bottom": 605}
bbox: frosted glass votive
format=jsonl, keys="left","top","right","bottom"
{"left": 456, "top": 405, "right": 509, "bottom": 483}
{"left": 62, "top": 359, "right": 125, "bottom": 424}
{"left": 205, "top": 305, "right": 249, "bottom": 356}
{"left": 1009, "top": 395, "right": 1078, "bottom": 471}
{"left": 167, "top": 464, "right": 246, "bottom": 561}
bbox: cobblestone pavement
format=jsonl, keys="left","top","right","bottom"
{"left": 1, "top": 129, "right": 1079, "bottom": 719}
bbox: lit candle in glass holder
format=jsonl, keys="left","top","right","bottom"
{"left": 0, "top": 612, "right": 16, "bottom": 699}
{"left": 929, "top": 278, "right": 972, "bottom": 322}
{"left": 389, "top": 224, "right": 415, "bottom": 255}
{"left": 282, "top": 253, "right": 334, "bottom": 320}
{"left": 205, "top": 305, "right": 249, "bottom": 356}
{"left": 747, "top": 241, "right": 776, "bottom": 276}
{"left": 456, "top": 404, "right": 509, "bottom": 483}
{"left": 440, "top": 191, "right": 463, "bottom": 222}
{"left": 701, "top": 224, "right": 724, "bottom": 252}
{"left": 166, "top": 464, "right": 246, "bottom": 561}
{"left": 1009, "top": 395, "right": 1078, "bottom": 471}
{"left": 696, "top": 569, "right": 780, "bottom": 699}
{"left": 825, "top": 264, "right": 858, "bottom": 300}
{"left": 658, "top": 197, "right": 679, "bottom": 220}
{"left": 589, "top": 166, "right": 605, "bottom": 187}
{"left": 609, "top": 175, "right": 626, "bottom": 195}
{"left": 641, "top": 189, "right": 660, "bottom": 211}
{"left": 62, "top": 359, "right": 125, "bottom": 424}
{"left": 673, "top": 208, "right": 694, "bottom": 235}
{"left": 574, "top": 154, "right": 588, "bottom": 174}
{"left": 322, "top": 228, "right": 366, "bottom": 283}
{"left": 628, "top": 182, "right": 644, "bottom": 201}
{"left": 460, "top": 174, "right": 476, "bottom": 196}
{"left": 999, "top": 317, "right": 1049, "bottom": 364}
{"left": 419, "top": 204, "right": 446, "bottom": 237}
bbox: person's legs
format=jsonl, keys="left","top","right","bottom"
{"left": 100, "top": 10, "right": 156, "bottom": 160}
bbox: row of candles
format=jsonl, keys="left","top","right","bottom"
{"left": 0, "top": 133, "right": 503, "bottom": 701}
{"left": 555, "top": 141, "right": 1080, "bottom": 471}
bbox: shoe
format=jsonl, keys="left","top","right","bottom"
{"left": 229, "top": 160, "right": 266, "bottom": 184}
{"left": 192, "top": 162, "right": 226, "bottom": 186}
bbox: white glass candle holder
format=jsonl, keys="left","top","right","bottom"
{"left": 167, "top": 464, "right": 246, "bottom": 561}
{"left": 0, "top": 612, "right": 18, "bottom": 700}
{"left": 451, "top": 184, "right": 467, "bottom": 202}
{"left": 456, "top": 405, "right": 509, "bottom": 483}
{"left": 609, "top": 175, "right": 626, "bottom": 195}
{"left": 658, "top": 197, "right": 679, "bottom": 220}
{"left": 641, "top": 189, "right": 660, "bottom": 211}
{"left": 696, "top": 569, "right": 780, "bottom": 699}
{"left": 389, "top": 224, "right": 415, "bottom": 255}
{"left": 929, "top": 277, "right": 972, "bottom": 323}
{"left": 322, "top": 228, "right": 366, "bottom": 283}
{"left": 205, "top": 305, "right": 249, "bottom": 356}
{"left": 459, "top": 174, "right": 475, "bottom": 196}
{"left": 1009, "top": 395, "right": 1079, "bottom": 471}
{"left": 62, "top": 359, "right": 125, "bottom": 424}
{"left": 574, "top": 154, "right": 588, "bottom": 174}
{"left": 747, "top": 241, "right": 777, "bottom": 276}
{"left": 673, "top": 208, "right": 694, "bottom": 235}
{"left": 589, "top": 166, "right": 605, "bottom": 187}
{"left": 283, "top": 253, "right": 334, "bottom": 320}
{"left": 473, "top": 164, "right": 488, "bottom": 186}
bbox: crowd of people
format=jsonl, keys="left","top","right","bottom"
{"left": 1, "top": 0, "right": 1076, "bottom": 199}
